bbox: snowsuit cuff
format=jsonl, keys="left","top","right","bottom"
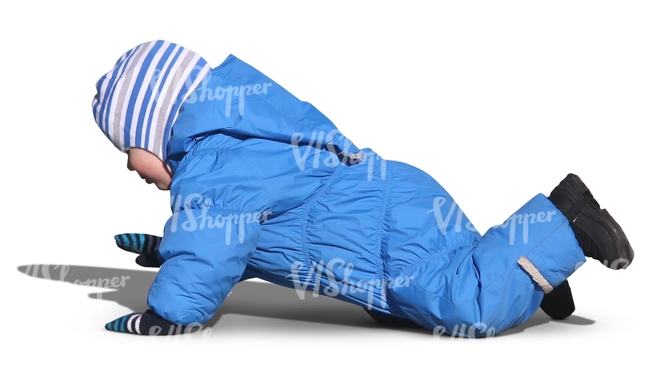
{"left": 513, "top": 194, "right": 586, "bottom": 291}
{"left": 517, "top": 256, "right": 553, "bottom": 294}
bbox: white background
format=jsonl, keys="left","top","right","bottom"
{"left": 2, "top": 1, "right": 648, "bottom": 374}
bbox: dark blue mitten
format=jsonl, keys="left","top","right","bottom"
{"left": 114, "top": 233, "right": 163, "bottom": 268}
{"left": 105, "top": 309, "right": 186, "bottom": 335}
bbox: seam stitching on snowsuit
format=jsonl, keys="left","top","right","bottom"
{"left": 218, "top": 61, "right": 343, "bottom": 147}
{"left": 300, "top": 162, "right": 348, "bottom": 285}
{"left": 179, "top": 144, "right": 274, "bottom": 211}
{"left": 399, "top": 245, "right": 458, "bottom": 283}
{"left": 373, "top": 159, "right": 391, "bottom": 307}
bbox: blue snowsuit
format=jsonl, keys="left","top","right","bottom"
{"left": 92, "top": 41, "right": 586, "bottom": 337}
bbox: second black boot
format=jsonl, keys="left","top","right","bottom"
{"left": 540, "top": 279, "right": 575, "bottom": 320}
{"left": 548, "top": 173, "right": 634, "bottom": 270}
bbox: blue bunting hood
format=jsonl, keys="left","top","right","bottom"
{"left": 166, "top": 54, "right": 361, "bottom": 172}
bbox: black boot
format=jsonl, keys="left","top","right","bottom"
{"left": 548, "top": 173, "right": 634, "bottom": 270}
{"left": 540, "top": 280, "right": 575, "bottom": 320}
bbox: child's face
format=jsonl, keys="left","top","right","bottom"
{"left": 126, "top": 148, "right": 172, "bottom": 191}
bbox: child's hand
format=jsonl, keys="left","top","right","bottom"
{"left": 104, "top": 309, "right": 185, "bottom": 335}
{"left": 114, "top": 233, "right": 163, "bottom": 268}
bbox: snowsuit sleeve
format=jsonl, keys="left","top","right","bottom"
{"left": 147, "top": 146, "right": 273, "bottom": 326}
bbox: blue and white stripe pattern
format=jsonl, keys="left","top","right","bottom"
{"left": 114, "top": 233, "right": 163, "bottom": 268}
{"left": 105, "top": 312, "right": 143, "bottom": 334}
{"left": 105, "top": 310, "right": 183, "bottom": 335}
{"left": 114, "top": 233, "right": 161, "bottom": 255}
{"left": 91, "top": 40, "right": 211, "bottom": 163}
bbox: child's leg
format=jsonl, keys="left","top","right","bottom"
{"left": 383, "top": 169, "right": 632, "bottom": 337}
{"left": 385, "top": 192, "right": 585, "bottom": 336}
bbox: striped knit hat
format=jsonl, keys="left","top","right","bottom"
{"left": 91, "top": 40, "right": 211, "bottom": 165}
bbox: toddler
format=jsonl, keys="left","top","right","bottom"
{"left": 92, "top": 40, "right": 634, "bottom": 337}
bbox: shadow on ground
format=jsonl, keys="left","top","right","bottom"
{"left": 17, "top": 264, "right": 594, "bottom": 337}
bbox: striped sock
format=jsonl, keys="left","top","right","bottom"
{"left": 114, "top": 233, "right": 163, "bottom": 268}
{"left": 105, "top": 310, "right": 182, "bottom": 335}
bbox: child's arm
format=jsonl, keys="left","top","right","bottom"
{"left": 105, "top": 147, "right": 272, "bottom": 335}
